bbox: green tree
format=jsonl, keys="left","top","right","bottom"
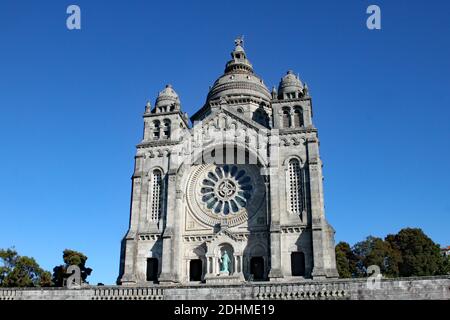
{"left": 352, "top": 236, "right": 402, "bottom": 278}
{"left": 386, "top": 228, "right": 447, "bottom": 277}
{"left": 0, "top": 248, "right": 53, "bottom": 287}
{"left": 443, "top": 256, "right": 450, "bottom": 275}
{"left": 0, "top": 248, "right": 17, "bottom": 285}
{"left": 52, "top": 249, "right": 92, "bottom": 287}
{"left": 335, "top": 242, "right": 357, "bottom": 278}
{"left": 39, "top": 270, "right": 53, "bottom": 287}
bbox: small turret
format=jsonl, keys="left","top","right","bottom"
{"left": 278, "top": 70, "right": 304, "bottom": 100}
{"left": 153, "top": 84, "right": 181, "bottom": 113}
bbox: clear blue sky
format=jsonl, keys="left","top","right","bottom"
{"left": 0, "top": 0, "right": 449, "bottom": 284}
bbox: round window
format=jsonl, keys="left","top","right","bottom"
{"left": 200, "top": 165, "right": 252, "bottom": 215}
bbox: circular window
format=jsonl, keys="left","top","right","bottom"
{"left": 200, "top": 165, "right": 252, "bottom": 215}
{"left": 187, "top": 163, "right": 265, "bottom": 227}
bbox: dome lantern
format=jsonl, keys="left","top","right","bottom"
{"left": 206, "top": 37, "right": 271, "bottom": 104}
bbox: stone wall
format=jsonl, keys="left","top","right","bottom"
{"left": 0, "top": 276, "right": 448, "bottom": 300}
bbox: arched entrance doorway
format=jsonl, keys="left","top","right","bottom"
{"left": 189, "top": 259, "right": 203, "bottom": 282}
{"left": 250, "top": 257, "right": 264, "bottom": 280}
{"left": 146, "top": 258, "right": 159, "bottom": 282}
{"left": 291, "top": 252, "right": 305, "bottom": 276}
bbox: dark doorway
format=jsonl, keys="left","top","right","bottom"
{"left": 189, "top": 259, "right": 203, "bottom": 282}
{"left": 250, "top": 257, "right": 264, "bottom": 280}
{"left": 291, "top": 252, "right": 306, "bottom": 276}
{"left": 146, "top": 258, "right": 159, "bottom": 282}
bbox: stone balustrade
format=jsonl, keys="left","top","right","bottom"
{"left": 253, "top": 282, "right": 349, "bottom": 300}
{"left": 92, "top": 287, "right": 164, "bottom": 300}
{"left": 0, "top": 276, "right": 448, "bottom": 300}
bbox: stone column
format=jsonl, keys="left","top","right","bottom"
{"left": 290, "top": 110, "right": 295, "bottom": 128}
{"left": 268, "top": 167, "right": 283, "bottom": 280}
{"left": 306, "top": 137, "right": 326, "bottom": 279}
{"left": 205, "top": 255, "right": 214, "bottom": 276}
{"left": 186, "top": 260, "right": 190, "bottom": 282}
{"left": 213, "top": 257, "right": 218, "bottom": 275}
{"left": 304, "top": 102, "right": 313, "bottom": 127}
{"left": 159, "top": 171, "right": 180, "bottom": 283}
{"left": 119, "top": 155, "right": 144, "bottom": 285}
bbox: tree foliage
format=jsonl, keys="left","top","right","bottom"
{"left": 386, "top": 228, "right": 447, "bottom": 277}
{"left": 0, "top": 248, "right": 52, "bottom": 287}
{"left": 336, "top": 228, "right": 449, "bottom": 279}
{"left": 353, "top": 236, "right": 402, "bottom": 278}
{"left": 52, "top": 249, "right": 92, "bottom": 287}
{"left": 335, "top": 242, "right": 357, "bottom": 278}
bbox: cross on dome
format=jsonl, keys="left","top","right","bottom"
{"left": 234, "top": 35, "right": 244, "bottom": 47}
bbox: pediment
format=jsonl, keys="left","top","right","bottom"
{"left": 204, "top": 229, "right": 246, "bottom": 256}
{"left": 207, "top": 229, "right": 240, "bottom": 245}
{"left": 192, "top": 106, "right": 268, "bottom": 133}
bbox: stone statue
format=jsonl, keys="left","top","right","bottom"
{"left": 220, "top": 250, "right": 231, "bottom": 273}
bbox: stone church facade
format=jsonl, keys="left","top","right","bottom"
{"left": 118, "top": 38, "right": 338, "bottom": 285}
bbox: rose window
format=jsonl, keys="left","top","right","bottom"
{"left": 200, "top": 165, "right": 253, "bottom": 215}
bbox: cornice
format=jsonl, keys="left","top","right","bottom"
{"left": 279, "top": 127, "right": 317, "bottom": 135}
{"left": 137, "top": 139, "right": 182, "bottom": 149}
{"left": 271, "top": 96, "right": 311, "bottom": 104}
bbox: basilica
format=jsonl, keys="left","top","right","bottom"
{"left": 118, "top": 38, "right": 338, "bottom": 285}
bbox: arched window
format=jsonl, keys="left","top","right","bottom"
{"left": 149, "top": 170, "right": 163, "bottom": 222}
{"left": 153, "top": 120, "right": 160, "bottom": 140}
{"left": 288, "top": 159, "right": 304, "bottom": 215}
{"left": 253, "top": 109, "right": 269, "bottom": 127}
{"left": 282, "top": 108, "right": 291, "bottom": 128}
{"left": 163, "top": 119, "right": 171, "bottom": 139}
{"left": 293, "top": 107, "right": 304, "bottom": 127}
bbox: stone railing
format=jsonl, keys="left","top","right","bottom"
{"left": 253, "top": 282, "right": 350, "bottom": 300}
{"left": 92, "top": 287, "right": 164, "bottom": 300}
{"left": 0, "top": 289, "right": 17, "bottom": 300}
{"left": 252, "top": 276, "right": 450, "bottom": 300}
{"left": 0, "top": 276, "right": 448, "bottom": 300}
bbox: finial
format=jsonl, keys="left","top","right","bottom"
{"left": 145, "top": 101, "right": 151, "bottom": 113}
{"left": 271, "top": 86, "right": 277, "bottom": 99}
{"left": 303, "top": 82, "right": 309, "bottom": 96}
{"left": 234, "top": 35, "right": 244, "bottom": 47}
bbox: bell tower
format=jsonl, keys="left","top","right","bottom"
{"left": 118, "top": 84, "right": 188, "bottom": 285}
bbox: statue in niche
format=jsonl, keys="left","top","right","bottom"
{"left": 219, "top": 250, "right": 231, "bottom": 274}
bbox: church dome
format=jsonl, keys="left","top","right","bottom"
{"left": 206, "top": 38, "right": 271, "bottom": 103}
{"left": 155, "top": 84, "right": 180, "bottom": 108}
{"left": 278, "top": 70, "right": 303, "bottom": 98}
